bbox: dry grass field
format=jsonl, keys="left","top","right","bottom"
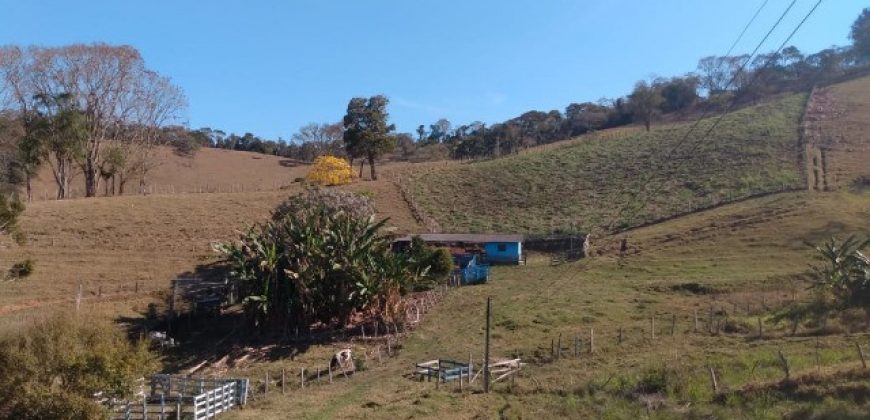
{"left": 27, "top": 146, "right": 310, "bottom": 200}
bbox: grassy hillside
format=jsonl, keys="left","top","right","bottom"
{"left": 410, "top": 94, "right": 808, "bottom": 234}
{"left": 225, "top": 190, "right": 870, "bottom": 419}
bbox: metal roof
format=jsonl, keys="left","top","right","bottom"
{"left": 393, "top": 233, "right": 524, "bottom": 243}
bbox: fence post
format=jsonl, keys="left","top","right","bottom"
{"left": 557, "top": 334, "right": 562, "bottom": 359}
{"left": 708, "top": 306, "right": 714, "bottom": 334}
{"left": 574, "top": 335, "right": 579, "bottom": 357}
{"left": 693, "top": 310, "right": 698, "bottom": 333}
{"left": 328, "top": 363, "right": 333, "bottom": 383}
{"left": 757, "top": 317, "right": 763, "bottom": 339}
{"left": 264, "top": 371, "right": 269, "bottom": 396}
{"left": 708, "top": 367, "right": 719, "bottom": 393}
{"left": 281, "top": 368, "right": 286, "bottom": 395}
{"left": 301, "top": 367, "right": 305, "bottom": 389}
{"left": 176, "top": 398, "right": 182, "bottom": 420}
{"left": 484, "top": 297, "right": 492, "bottom": 393}
{"left": 857, "top": 343, "right": 867, "bottom": 369}
{"left": 589, "top": 328, "right": 595, "bottom": 354}
{"left": 650, "top": 316, "right": 656, "bottom": 341}
{"left": 778, "top": 350, "right": 791, "bottom": 379}
{"left": 75, "top": 283, "right": 82, "bottom": 313}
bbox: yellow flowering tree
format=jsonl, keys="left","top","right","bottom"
{"left": 305, "top": 155, "right": 354, "bottom": 186}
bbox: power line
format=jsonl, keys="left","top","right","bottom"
{"left": 726, "top": 0, "right": 772, "bottom": 57}
{"left": 635, "top": 0, "right": 825, "bottom": 216}
{"left": 603, "top": 0, "right": 809, "bottom": 232}
{"left": 545, "top": 1, "right": 824, "bottom": 289}
{"left": 539, "top": 1, "right": 805, "bottom": 285}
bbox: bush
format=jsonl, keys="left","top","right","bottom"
{"left": 405, "top": 237, "right": 456, "bottom": 288}
{"left": 7, "top": 259, "right": 34, "bottom": 279}
{"left": 0, "top": 315, "right": 157, "bottom": 419}
{"left": 305, "top": 155, "right": 354, "bottom": 186}
{"left": 811, "top": 236, "right": 870, "bottom": 312}
{"left": 428, "top": 248, "right": 455, "bottom": 280}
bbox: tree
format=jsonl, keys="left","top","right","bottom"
{"left": 21, "top": 93, "right": 88, "bottom": 200}
{"left": 564, "top": 102, "right": 610, "bottom": 136}
{"left": 659, "top": 75, "right": 700, "bottom": 113}
{"left": 427, "top": 118, "right": 451, "bottom": 144}
{"left": 851, "top": 8, "right": 870, "bottom": 63}
{"left": 416, "top": 125, "right": 427, "bottom": 142}
{"left": 0, "top": 44, "right": 186, "bottom": 198}
{"left": 0, "top": 192, "right": 24, "bottom": 244}
{"left": 628, "top": 80, "right": 663, "bottom": 131}
{"left": 342, "top": 95, "right": 396, "bottom": 180}
{"left": 305, "top": 155, "right": 353, "bottom": 186}
{"left": 394, "top": 132, "right": 417, "bottom": 160}
{"left": 99, "top": 144, "right": 126, "bottom": 195}
{"left": 292, "top": 122, "right": 344, "bottom": 161}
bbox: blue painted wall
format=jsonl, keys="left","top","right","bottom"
{"left": 484, "top": 241, "right": 522, "bottom": 264}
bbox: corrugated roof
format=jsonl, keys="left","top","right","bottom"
{"left": 393, "top": 233, "right": 524, "bottom": 243}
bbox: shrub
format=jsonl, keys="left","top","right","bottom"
{"left": 305, "top": 155, "right": 353, "bottom": 186}
{"left": 428, "top": 248, "right": 455, "bottom": 280}
{"left": 405, "top": 237, "right": 455, "bottom": 288}
{"left": 7, "top": 259, "right": 34, "bottom": 279}
{"left": 0, "top": 315, "right": 157, "bottom": 419}
{"left": 810, "top": 236, "right": 870, "bottom": 313}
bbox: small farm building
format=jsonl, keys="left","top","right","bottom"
{"left": 393, "top": 234, "right": 524, "bottom": 264}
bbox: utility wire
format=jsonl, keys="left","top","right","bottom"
{"left": 545, "top": 1, "right": 823, "bottom": 286}
{"left": 725, "top": 0, "right": 772, "bottom": 57}
{"left": 611, "top": 0, "right": 824, "bottom": 232}
{"left": 603, "top": 0, "right": 808, "bottom": 232}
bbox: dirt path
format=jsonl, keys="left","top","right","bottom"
{"left": 801, "top": 88, "right": 840, "bottom": 191}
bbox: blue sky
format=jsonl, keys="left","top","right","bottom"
{"left": 0, "top": 1, "right": 863, "bottom": 140}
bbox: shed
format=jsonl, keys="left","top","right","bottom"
{"left": 393, "top": 233, "right": 524, "bottom": 265}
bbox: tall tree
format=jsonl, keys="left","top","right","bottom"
{"left": 628, "top": 80, "right": 664, "bottom": 131}
{"left": 291, "top": 122, "right": 344, "bottom": 161}
{"left": 659, "top": 75, "right": 700, "bottom": 113}
{"left": 26, "top": 93, "right": 88, "bottom": 199}
{"left": 342, "top": 95, "right": 396, "bottom": 180}
{"left": 851, "top": 8, "right": 870, "bottom": 63}
{"left": 427, "top": 118, "right": 451, "bottom": 144}
{"left": 416, "top": 125, "right": 426, "bottom": 142}
{"left": 0, "top": 44, "right": 186, "bottom": 198}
